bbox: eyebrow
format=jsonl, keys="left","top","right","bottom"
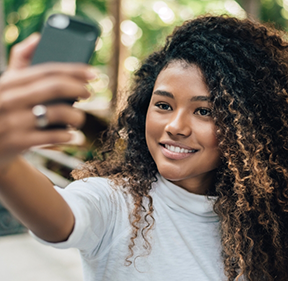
{"left": 153, "top": 90, "right": 210, "bottom": 102}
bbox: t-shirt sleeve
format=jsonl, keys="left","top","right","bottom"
{"left": 30, "top": 177, "right": 116, "bottom": 256}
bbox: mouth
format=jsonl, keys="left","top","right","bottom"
{"left": 163, "top": 144, "right": 198, "bottom": 153}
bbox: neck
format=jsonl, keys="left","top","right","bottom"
{"left": 169, "top": 170, "right": 217, "bottom": 195}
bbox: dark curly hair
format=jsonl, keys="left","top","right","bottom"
{"left": 72, "top": 15, "right": 288, "bottom": 281}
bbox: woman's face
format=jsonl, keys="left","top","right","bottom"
{"left": 145, "top": 61, "right": 221, "bottom": 194}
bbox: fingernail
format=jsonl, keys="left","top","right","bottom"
{"left": 67, "top": 130, "right": 85, "bottom": 145}
{"left": 85, "top": 68, "right": 98, "bottom": 81}
{"left": 28, "top": 33, "right": 41, "bottom": 43}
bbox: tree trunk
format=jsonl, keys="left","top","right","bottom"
{"left": 107, "top": 0, "right": 122, "bottom": 111}
{"left": 0, "top": 0, "right": 7, "bottom": 74}
{"left": 237, "top": 0, "right": 261, "bottom": 20}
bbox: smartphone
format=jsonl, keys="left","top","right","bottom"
{"left": 32, "top": 13, "right": 101, "bottom": 65}
{"left": 31, "top": 14, "right": 101, "bottom": 128}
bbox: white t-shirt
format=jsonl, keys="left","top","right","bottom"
{"left": 33, "top": 175, "right": 225, "bottom": 281}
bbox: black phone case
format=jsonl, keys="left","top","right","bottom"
{"left": 31, "top": 14, "right": 101, "bottom": 129}
{"left": 32, "top": 14, "right": 101, "bottom": 65}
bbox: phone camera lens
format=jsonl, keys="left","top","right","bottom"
{"left": 48, "top": 14, "right": 70, "bottom": 29}
{"left": 85, "top": 32, "right": 97, "bottom": 41}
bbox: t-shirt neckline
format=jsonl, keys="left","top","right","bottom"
{"left": 154, "top": 175, "right": 219, "bottom": 222}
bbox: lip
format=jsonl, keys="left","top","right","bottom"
{"left": 159, "top": 141, "right": 199, "bottom": 160}
{"left": 160, "top": 141, "right": 198, "bottom": 151}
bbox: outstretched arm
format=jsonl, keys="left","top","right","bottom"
{"left": 0, "top": 157, "right": 75, "bottom": 242}
{"left": 0, "top": 35, "right": 93, "bottom": 242}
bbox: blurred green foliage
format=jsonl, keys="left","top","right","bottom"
{"left": 261, "top": 0, "right": 287, "bottom": 30}
{"left": 3, "top": 0, "right": 288, "bottom": 65}
{"left": 3, "top": 0, "right": 288, "bottom": 162}
{"left": 3, "top": 0, "right": 107, "bottom": 53}
{"left": 4, "top": 0, "right": 56, "bottom": 49}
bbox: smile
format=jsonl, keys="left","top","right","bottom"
{"left": 164, "top": 144, "right": 197, "bottom": 153}
{"left": 160, "top": 143, "right": 198, "bottom": 160}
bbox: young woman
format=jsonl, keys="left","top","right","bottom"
{"left": 0, "top": 15, "right": 288, "bottom": 281}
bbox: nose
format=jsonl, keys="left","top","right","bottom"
{"left": 165, "top": 110, "right": 192, "bottom": 137}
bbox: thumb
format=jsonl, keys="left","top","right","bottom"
{"left": 8, "top": 33, "right": 41, "bottom": 70}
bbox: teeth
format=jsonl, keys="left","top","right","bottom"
{"left": 165, "top": 144, "right": 195, "bottom": 153}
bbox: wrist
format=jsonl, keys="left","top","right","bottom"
{"left": 0, "top": 156, "right": 21, "bottom": 178}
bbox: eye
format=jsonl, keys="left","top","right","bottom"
{"left": 195, "top": 108, "right": 211, "bottom": 116}
{"left": 156, "top": 103, "right": 172, "bottom": 111}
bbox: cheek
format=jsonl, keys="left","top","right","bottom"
{"left": 209, "top": 132, "right": 219, "bottom": 148}
{"left": 145, "top": 107, "right": 163, "bottom": 153}
{"left": 210, "top": 125, "right": 219, "bottom": 148}
{"left": 145, "top": 108, "right": 154, "bottom": 144}
{"left": 204, "top": 126, "right": 221, "bottom": 165}
{"left": 196, "top": 123, "right": 219, "bottom": 148}
{"left": 145, "top": 108, "right": 158, "bottom": 134}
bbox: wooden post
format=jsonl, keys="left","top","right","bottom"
{"left": 0, "top": 0, "right": 7, "bottom": 74}
{"left": 237, "top": 0, "right": 261, "bottom": 20}
{"left": 107, "top": 0, "right": 122, "bottom": 111}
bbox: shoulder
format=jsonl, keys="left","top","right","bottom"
{"left": 61, "top": 177, "right": 127, "bottom": 208}
{"left": 65, "top": 177, "right": 114, "bottom": 195}
{"left": 55, "top": 177, "right": 128, "bottom": 222}
{"left": 53, "top": 177, "right": 119, "bottom": 208}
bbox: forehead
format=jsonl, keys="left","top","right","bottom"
{"left": 153, "top": 61, "right": 209, "bottom": 96}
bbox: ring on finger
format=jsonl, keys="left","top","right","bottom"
{"left": 32, "top": 104, "right": 49, "bottom": 129}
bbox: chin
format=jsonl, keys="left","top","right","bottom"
{"left": 157, "top": 168, "right": 184, "bottom": 182}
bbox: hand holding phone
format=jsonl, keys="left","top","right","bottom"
{"left": 31, "top": 14, "right": 101, "bottom": 128}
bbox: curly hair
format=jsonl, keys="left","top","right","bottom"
{"left": 72, "top": 15, "right": 288, "bottom": 281}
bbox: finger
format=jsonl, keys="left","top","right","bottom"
{"left": 0, "top": 110, "right": 31, "bottom": 136}
{"left": 8, "top": 33, "right": 41, "bottom": 70}
{"left": 2, "top": 130, "right": 74, "bottom": 154}
{"left": 44, "top": 104, "right": 86, "bottom": 129}
{"left": 0, "top": 105, "right": 85, "bottom": 135}
{"left": 1, "top": 63, "right": 96, "bottom": 91}
{"left": 0, "top": 76, "right": 91, "bottom": 111}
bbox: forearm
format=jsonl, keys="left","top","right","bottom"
{"left": 0, "top": 156, "right": 74, "bottom": 242}
{"left": 0, "top": 35, "right": 91, "bottom": 243}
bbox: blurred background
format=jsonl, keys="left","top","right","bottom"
{"left": 0, "top": 0, "right": 287, "bottom": 280}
